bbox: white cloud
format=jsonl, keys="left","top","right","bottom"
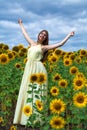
{"left": 0, "top": 20, "right": 18, "bottom": 29}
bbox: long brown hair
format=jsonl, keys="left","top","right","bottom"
{"left": 37, "top": 30, "right": 49, "bottom": 62}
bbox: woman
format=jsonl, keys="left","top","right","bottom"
{"left": 13, "top": 19, "right": 75, "bottom": 126}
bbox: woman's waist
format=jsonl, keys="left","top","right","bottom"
{"left": 27, "top": 58, "right": 42, "bottom": 62}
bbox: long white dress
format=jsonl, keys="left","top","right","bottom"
{"left": 13, "top": 44, "right": 48, "bottom": 125}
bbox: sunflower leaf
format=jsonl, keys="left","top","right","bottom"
{"left": 26, "top": 98, "right": 33, "bottom": 102}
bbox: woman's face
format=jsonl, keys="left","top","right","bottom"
{"left": 38, "top": 31, "right": 47, "bottom": 42}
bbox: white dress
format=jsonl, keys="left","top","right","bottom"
{"left": 13, "top": 44, "right": 48, "bottom": 125}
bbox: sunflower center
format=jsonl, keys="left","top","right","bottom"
{"left": 39, "top": 76, "right": 44, "bottom": 82}
{"left": 8, "top": 53, "right": 13, "bottom": 58}
{"left": 77, "top": 97, "right": 84, "bottom": 103}
{"left": 54, "top": 104, "right": 61, "bottom": 110}
{"left": 52, "top": 57, "right": 57, "bottom": 62}
{"left": 53, "top": 89, "right": 57, "bottom": 93}
{"left": 55, "top": 76, "right": 60, "bottom": 80}
{"left": 26, "top": 109, "right": 30, "bottom": 113}
{"left": 32, "top": 76, "right": 37, "bottom": 81}
{"left": 76, "top": 80, "right": 82, "bottom": 86}
{"left": 54, "top": 120, "right": 61, "bottom": 125}
{"left": 38, "top": 103, "right": 41, "bottom": 108}
{"left": 61, "top": 82, "right": 66, "bottom": 87}
{"left": 72, "top": 69, "right": 76, "bottom": 73}
{"left": 1, "top": 57, "right": 7, "bottom": 62}
{"left": 65, "top": 61, "right": 69, "bottom": 64}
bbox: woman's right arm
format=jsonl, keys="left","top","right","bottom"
{"left": 18, "top": 19, "right": 36, "bottom": 46}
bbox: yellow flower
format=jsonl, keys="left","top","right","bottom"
{"left": 69, "top": 53, "right": 76, "bottom": 60}
{"left": 76, "top": 72, "right": 85, "bottom": 79}
{"left": 54, "top": 49, "right": 63, "bottom": 56}
{"left": 63, "top": 58, "right": 72, "bottom": 66}
{"left": 50, "top": 86, "right": 59, "bottom": 96}
{"left": 73, "top": 92, "right": 87, "bottom": 108}
{"left": 58, "top": 79, "right": 68, "bottom": 88}
{"left": 12, "top": 46, "right": 19, "bottom": 52}
{"left": 53, "top": 73, "right": 62, "bottom": 81}
{"left": 49, "top": 55, "right": 58, "bottom": 63}
{"left": 50, "top": 99, "right": 66, "bottom": 114}
{"left": 29, "top": 73, "right": 38, "bottom": 83}
{"left": 3, "top": 44, "right": 9, "bottom": 50}
{"left": 18, "top": 44, "right": 24, "bottom": 49}
{"left": 0, "top": 117, "right": 3, "bottom": 123}
{"left": 10, "top": 125, "right": 16, "bottom": 130}
{"left": 37, "top": 73, "right": 47, "bottom": 84}
{"left": 69, "top": 66, "right": 78, "bottom": 75}
{"left": 79, "top": 49, "right": 87, "bottom": 57}
{"left": 36, "top": 100, "right": 43, "bottom": 111}
{"left": 15, "top": 63, "right": 21, "bottom": 68}
{"left": 18, "top": 52, "right": 25, "bottom": 57}
{"left": 75, "top": 56, "right": 82, "bottom": 64}
{"left": 7, "top": 51, "right": 15, "bottom": 60}
{"left": 23, "top": 105, "right": 32, "bottom": 116}
{"left": 20, "top": 47, "right": 27, "bottom": 53}
{"left": 0, "top": 53, "right": 9, "bottom": 64}
{"left": 73, "top": 77, "right": 85, "bottom": 90}
{"left": 50, "top": 116, "right": 65, "bottom": 129}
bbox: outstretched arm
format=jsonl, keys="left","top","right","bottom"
{"left": 18, "top": 19, "right": 36, "bottom": 46}
{"left": 42, "top": 31, "right": 75, "bottom": 51}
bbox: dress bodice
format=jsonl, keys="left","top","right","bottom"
{"left": 27, "top": 45, "right": 43, "bottom": 61}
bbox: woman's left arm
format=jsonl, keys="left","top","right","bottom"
{"left": 42, "top": 31, "right": 75, "bottom": 51}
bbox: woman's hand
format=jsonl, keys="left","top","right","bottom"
{"left": 69, "top": 31, "right": 75, "bottom": 37}
{"left": 18, "top": 19, "right": 22, "bottom": 24}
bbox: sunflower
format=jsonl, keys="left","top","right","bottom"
{"left": 36, "top": 100, "right": 43, "bottom": 111}
{"left": 12, "top": 46, "right": 20, "bottom": 52}
{"left": 63, "top": 58, "right": 72, "bottom": 66}
{"left": 75, "top": 56, "right": 82, "bottom": 64}
{"left": 69, "top": 66, "right": 78, "bottom": 75}
{"left": 15, "top": 63, "right": 21, "bottom": 68}
{"left": 53, "top": 73, "right": 62, "bottom": 82}
{"left": 10, "top": 125, "right": 17, "bottom": 130}
{"left": 7, "top": 51, "right": 15, "bottom": 60}
{"left": 50, "top": 86, "right": 59, "bottom": 96}
{"left": 18, "top": 51, "right": 25, "bottom": 57}
{"left": 18, "top": 44, "right": 24, "bottom": 49}
{"left": 54, "top": 49, "right": 63, "bottom": 56}
{"left": 0, "top": 53, "right": 9, "bottom": 64}
{"left": 11, "top": 51, "right": 17, "bottom": 57}
{"left": 69, "top": 53, "right": 76, "bottom": 61}
{"left": 76, "top": 72, "right": 85, "bottom": 79}
{"left": 73, "top": 77, "right": 85, "bottom": 90}
{"left": 37, "top": 73, "right": 47, "bottom": 84}
{"left": 58, "top": 79, "right": 68, "bottom": 88}
{"left": 23, "top": 105, "right": 32, "bottom": 116}
{"left": 0, "top": 43, "right": 4, "bottom": 49}
{"left": 50, "top": 99, "right": 66, "bottom": 114}
{"left": 3, "top": 44, "right": 9, "bottom": 50}
{"left": 29, "top": 73, "right": 38, "bottom": 83}
{"left": 50, "top": 116, "right": 65, "bottom": 129}
{"left": 49, "top": 55, "right": 58, "bottom": 63}
{"left": 73, "top": 92, "right": 87, "bottom": 108}
{"left": 0, "top": 117, "right": 3, "bottom": 123}
{"left": 79, "top": 49, "right": 87, "bottom": 57}
{"left": 20, "top": 47, "right": 27, "bottom": 53}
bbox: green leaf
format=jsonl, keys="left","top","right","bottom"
{"left": 26, "top": 98, "right": 33, "bottom": 102}
{"left": 27, "top": 90, "right": 32, "bottom": 94}
{"left": 35, "top": 95, "right": 40, "bottom": 99}
{"left": 43, "top": 124, "right": 50, "bottom": 130}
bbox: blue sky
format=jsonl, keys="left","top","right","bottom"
{"left": 0, "top": 0, "right": 87, "bottom": 52}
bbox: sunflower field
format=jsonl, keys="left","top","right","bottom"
{"left": 0, "top": 43, "right": 87, "bottom": 130}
